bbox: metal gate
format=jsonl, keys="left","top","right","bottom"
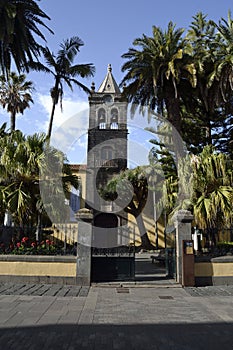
{"left": 91, "top": 246, "right": 135, "bottom": 282}
{"left": 165, "top": 229, "right": 176, "bottom": 278}
{"left": 91, "top": 213, "right": 135, "bottom": 282}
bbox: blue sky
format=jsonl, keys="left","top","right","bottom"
{"left": 1, "top": 0, "right": 233, "bottom": 163}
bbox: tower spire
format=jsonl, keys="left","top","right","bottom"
{"left": 97, "top": 64, "right": 120, "bottom": 93}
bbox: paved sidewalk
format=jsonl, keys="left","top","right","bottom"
{"left": 0, "top": 283, "right": 233, "bottom": 349}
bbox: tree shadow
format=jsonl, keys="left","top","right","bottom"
{"left": 0, "top": 322, "right": 232, "bottom": 349}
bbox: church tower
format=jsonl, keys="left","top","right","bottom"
{"left": 86, "top": 64, "right": 128, "bottom": 247}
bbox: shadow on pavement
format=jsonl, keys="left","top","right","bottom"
{"left": 0, "top": 322, "right": 232, "bottom": 350}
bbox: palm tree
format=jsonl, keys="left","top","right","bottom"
{"left": 191, "top": 146, "right": 233, "bottom": 242}
{"left": 121, "top": 22, "right": 196, "bottom": 133}
{"left": 29, "top": 36, "right": 95, "bottom": 139}
{"left": 0, "top": 130, "right": 80, "bottom": 229}
{"left": 0, "top": 0, "right": 53, "bottom": 77}
{"left": 0, "top": 72, "right": 34, "bottom": 132}
{"left": 0, "top": 130, "right": 33, "bottom": 226}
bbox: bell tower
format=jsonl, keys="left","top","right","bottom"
{"left": 86, "top": 64, "right": 128, "bottom": 247}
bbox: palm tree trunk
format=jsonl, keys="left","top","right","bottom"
{"left": 165, "top": 95, "right": 181, "bottom": 133}
{"left": 163, "top": 83, "right": 181, "bottom": 132}
{"left": 165, "top": 91, "right": 185, "bottom": 160}
{"left": 47, "top": 101, "right": 56, "bottom": 140}
{"left": 10, "top": 111, "right": 16, "bottom": 132}
{"left": 47, "top": 80, "right": 60, "bottom": 140}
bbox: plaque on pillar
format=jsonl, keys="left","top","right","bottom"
{"left": 182, "top": 240, "right": 195, "bottom": 286}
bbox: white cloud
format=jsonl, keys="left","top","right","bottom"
{"left": 36, "top": 92, "right": 89, "bottom": 164}
{"left": 37, "top": 93, "right": 89, "bottom": 132}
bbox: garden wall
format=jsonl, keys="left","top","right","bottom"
{"left": 0, "top": 255, "right": 77, "bottom": 284}
{"left": 0, "top": 254, "right": 233, "bottom": 286}
{"left": 195, "top": 256, "right": 233, "bottom": 286}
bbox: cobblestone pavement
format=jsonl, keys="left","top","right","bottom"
{"left": 0, "top": 283, "right": 233, "bottom": 349}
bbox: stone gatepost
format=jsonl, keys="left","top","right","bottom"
{"left": 172, "top": 210, "right": 194, "bottom": 284}
{"left": 75, "top": 208, "right": 93, "bottom": 286}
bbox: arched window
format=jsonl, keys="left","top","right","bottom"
{"left": 110, "top": 108, "right": 118, "bottom": 129}
{"left": 98, "top": 108, "right": 106, "bottom": 129}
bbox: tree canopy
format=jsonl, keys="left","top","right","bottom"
{"left": 121, "top": 11, "right": 233, "bottom": 157}
{"left": 0, "top": 0, "right": 53, "bottom": 77}
{"left": 0, "top": 72, "right": 34, "bottom": 132}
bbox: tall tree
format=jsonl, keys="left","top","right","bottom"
{"left": 178, "top": 11, "right": 233, "bottom": 155}
{"left": 29, "top": 36, "right": 95, "bottom": 139}
{"left": 121, "top": 22, "right": 196, "bottom": 134}
{"left": 0, "top": 0, "right": 53, "bottom": 77}
{"left": 0, "top": 71, "right": 33, "bottom": 132}
{"left": 183, "top": 12, "right": 229, "bottom": 150}
{"left": 211, "top": 11, "right": 233, "bottom": 156}
{"left": 211, "top": 10, "right": 233, "bottom": 102}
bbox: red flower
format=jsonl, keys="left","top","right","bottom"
{"left": 21, "top": 237, "right": 29, "bottom": 243}
{"left": 16, "top": 242, "right": 21, "bottom": 248}
{"left": 31, "top": 242, "right": 37, "bottom": 248}
{"left": 46, "top": 239, "right": 51, "bottom": 245}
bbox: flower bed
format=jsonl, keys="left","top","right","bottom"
{"left": 0, "top": 235, "right": 70, "bottom": 255}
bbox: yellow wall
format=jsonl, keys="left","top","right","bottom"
{"left": 128, "top": 213, "right": 166, "bottom": 248}
{"left": 0, "top": 261, "right": 76, "bottom": 277}
{"left": 51, "top": 222, "right": 78, "bottom": 245}
{"left": 195, "top": 262, "right": 233, "bottom": 277}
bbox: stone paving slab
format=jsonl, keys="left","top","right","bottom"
{"left": 0, "top": 282, "right": 89, "bottom": 298}
{"left": 185, "top": 285, "right": 233, "bottom": 297}
{"left": 0, "top": 285, "right": 233, "bottom": 349}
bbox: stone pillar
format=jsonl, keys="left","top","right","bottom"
{"left": 172, "top": 210, "right": 194, "bottom": 284}
{"left": 75, "top": 208, "right": 93, "bottom": 286}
